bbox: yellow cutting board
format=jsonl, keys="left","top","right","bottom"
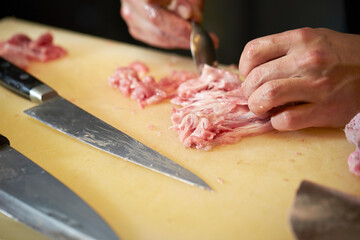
{"left": 0, "top": 17, "right": 359, "bottom": 240}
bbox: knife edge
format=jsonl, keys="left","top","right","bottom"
{"left": 0, "top": 190, "right": 94, "bottom": 240}
{"left": 0, "top": 140, "right": 120, "bottom": 240}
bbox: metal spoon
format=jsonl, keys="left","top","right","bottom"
{"left": 190, "top": 22, "right": 217, "bottom": 73}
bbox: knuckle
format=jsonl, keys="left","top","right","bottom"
{"left": 239, "top": 40, "right": 260, "bottom": 77}
{"left": 297, "top": 48, "right": 333, "bottom": 70}
{"left": 247, "top": 97, "right": 259, "bottom": 114}
{"left": 243, "top": 66, "right": 273, "bottom": 100}
{"left": 261, "top": 81, "right": 279, "bottom": 100}
{"left": 240, "top": 82, "right": 252, "bottom": 99}
{"left": 294, "top": 27, "right": 316, "bottom": 42}
{"left": 246, "top": 67, "right": 263, "bottom": 87}
{"left": 121, "top": 3, "right": 131, "bottom": 19}
{"left": 306, "top": 50, "right": 326, "bottom": 67}
{"left": 244, "top": 39, "right": 261, "bottom": 60}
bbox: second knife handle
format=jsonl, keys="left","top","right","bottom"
{"left": 0, "top": 134, "right": 10, "bottom": 149}
{"left": 0, "top": 57, "right": 58, "bottom": 103}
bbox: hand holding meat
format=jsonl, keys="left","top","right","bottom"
{"left": 120, "top": 0, "right": 203, "bottom": 49}
{"left": 239, "top": 28, "right": 360, "bottom": 131}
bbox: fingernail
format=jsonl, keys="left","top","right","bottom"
{"left": 167, "top": 0, "right": 177, "bottom": 10}
{"left": 178, "top": 4, "right": 191, "bottom": 19}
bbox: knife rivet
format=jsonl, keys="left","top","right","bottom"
{"left": 19, "top": 73, "right": 29, "bottom": 80}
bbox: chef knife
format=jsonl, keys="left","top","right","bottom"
{"left": 0, "top": 134, "right": 119, "bottom": 240}
{"left": 0, "top": 57, "right": 211, "bottom": 190}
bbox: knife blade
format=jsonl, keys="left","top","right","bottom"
{"left": 0, "top": 134, "right": 119, "bottom": 240}
{"left": 0, "top": 57, "right": 211, "bottom": 190}
{"left": 289, "top": 180, "right": 360, "bottom": 240}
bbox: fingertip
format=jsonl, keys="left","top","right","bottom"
{"left": 177, "top": 4, "right": 191, "bottom": 19}
{"left": 271, "top": 111, "right": 296, "bottom": 131}
{"left": 240, "top": 81, "right": 251, "bottom": 99}
{"left": 247, "top": 93, "right": 269, "bottom": 116}
{"left": 270, "top": 104, "right": 313, "bottom": 131}
{"left": 121, "top": 2, "right": 130, "bottom": 18}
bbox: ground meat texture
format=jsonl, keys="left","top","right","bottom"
{"left": 345, "top": 113, "right": 360, "bottom": 176}
{"left": 108, "top": 61, "right": 197, "bottom": 108}
{"left": 0, "top": 32, "right": 67, "bottom": 69}
{"left": 109, "top": 62, "right": 273, "bottom": 150}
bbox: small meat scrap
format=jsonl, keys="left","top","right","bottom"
{"left": 108, "top": 62, "right": 273, "bottom": 150}
{"left": 217, "top": 178, "right": 224, "bottom": 184}
{"left": 345, "top": 113, "right": 360, "bottom": 176}
{"left": 0, "top": 32, "right": 67, "bottom": 69}
{"left": 108, "top": 61, "right": 197, "bottom": 108}
{"left": 128, "top": 60, "right": 149, "bottom": 76}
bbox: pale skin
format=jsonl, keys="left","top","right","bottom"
{"left": 120, "top": 0, "right": 203, "bottom": 49}
{"left": 239, "top": 28, "right": 360, "bottom": 131}
{"left": 120, "top": 1, "right": 360, "bottom": 131}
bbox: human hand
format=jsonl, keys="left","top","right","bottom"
{"left": 120, "top": 0, "right": 203, "bottom": 49}
{"left": 239, "top": 28, "right": 360, "bottom": 131}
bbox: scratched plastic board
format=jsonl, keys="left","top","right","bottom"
{"left": 0, "top": 18, "right": 359, "bottom": 240}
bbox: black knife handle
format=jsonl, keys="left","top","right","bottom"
{"left": 0, "top": 134, "right": 10, "bottom": 149}
{"left": 0, "top": 57, "right": 58, "bottom": 103}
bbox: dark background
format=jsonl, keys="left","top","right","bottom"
{"left": 1, "top": 0, "right": 359, "bottom": 65}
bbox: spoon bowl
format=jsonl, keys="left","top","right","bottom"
{"left": 190, "top": 22, "right": 217, "bottom": 73}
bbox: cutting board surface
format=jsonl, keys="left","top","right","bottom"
{"left": 0, "top": 18, "right": 359, "bottom": 240}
